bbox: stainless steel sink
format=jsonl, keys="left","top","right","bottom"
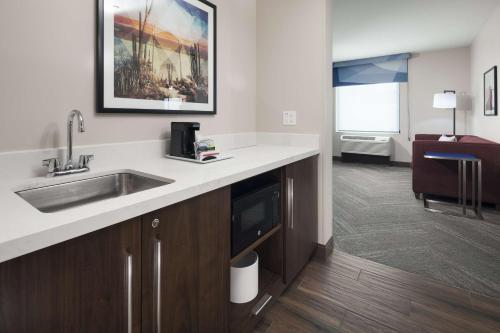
{"left": 16, "top": 172, "right": 174, "bottom": 213}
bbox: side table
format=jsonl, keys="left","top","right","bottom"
{"left": 423, "top": 152, "right": 482, "bottom": 219}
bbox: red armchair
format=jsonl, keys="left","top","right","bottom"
{"left": 412, "top": 134, "right": 500, "bottom": 205}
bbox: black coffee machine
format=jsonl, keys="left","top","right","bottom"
{"left": 170, "top": 122, "right": 200, "bottom": 159}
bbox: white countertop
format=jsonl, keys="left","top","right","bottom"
{"left": 0, "top": 144, "right": 319, "bottom": 263}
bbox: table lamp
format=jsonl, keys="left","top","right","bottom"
{"left": 433, "top": 90, "right": 457, "bottom": 135}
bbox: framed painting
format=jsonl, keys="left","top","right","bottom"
{"left": 484, "top": 66, "right": 497, "bottom": 116}
{"left": 97, "top": 0, "right": 216, "bottom": 114}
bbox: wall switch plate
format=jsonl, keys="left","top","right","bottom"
{"left": 282, "top": 111, "right": 297, "bottom": 126}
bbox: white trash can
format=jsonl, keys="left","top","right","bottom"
{"left": 230, "top": 251, "right": 259, "bottom": 303}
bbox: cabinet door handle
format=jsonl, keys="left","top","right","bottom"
{"left": 154, "top": 239, "right": 162, "bottom": 333}
{"left": 126, "top": 253, "right": 133, "bottom": 333}
{"left": 287, "top": 177, "right": 294, "bottom": 229}
{"left": 252, "top": 293, "right": 273, "bottom": 316}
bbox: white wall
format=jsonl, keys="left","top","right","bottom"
{"left": 332, "top": 47, "right": 471, "bottom": 162}
{"left": 0, "top": 0, "right": 256, "bottom": 152}
{"left": 469, "top": 3, "right": 500, "bottom": 141}
{"left": 257, "top": 0, "right": 333, "bottom": 245}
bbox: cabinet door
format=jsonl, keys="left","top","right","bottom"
{"left": 285, "top": 156, "right": 318, "bottom": 283}
{"left": 142, "top": 187, "right": 230, "bottom": 333}
{"left": 0, "top": 218, "right": 142, "bottom": 333}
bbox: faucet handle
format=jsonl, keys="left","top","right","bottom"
{"left": 78, "top": 154, "right": 94, "bottom": 169}
{"left": 42, "top": 158, "right": 60, "bottom": 173}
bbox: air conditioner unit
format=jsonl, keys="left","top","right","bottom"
{"left": 340, "top": 135, "right": 392, "bottom": 157}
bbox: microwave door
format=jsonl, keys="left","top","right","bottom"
{"left": 241, "top": 201, "right": 267, "bottom": 234}
{"left": 232, "top": 188, "right": 277, "bottom": 255}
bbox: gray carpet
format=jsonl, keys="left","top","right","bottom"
{"left": 333, "top": 160, "right": 500, "bottom": 299}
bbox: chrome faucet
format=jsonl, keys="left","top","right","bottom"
{"left": 42, "top": 110, "right": 94, "bottom": 177}
{"left": 66, "top": 110, "right": 85, "bottom": 170}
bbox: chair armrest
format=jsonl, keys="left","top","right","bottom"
{"left": 414, "top": 134, "right": 441, "bottom": 141}
{"left": 414, "top": 134, "right": 465, "bottom": 141}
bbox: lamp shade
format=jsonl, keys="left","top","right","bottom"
{"left": 433, "top": 93, "right": 457, "bottom": 109}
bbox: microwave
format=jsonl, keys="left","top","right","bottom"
{"left": 231, "top": 180, "right": 281, "bottom": 257}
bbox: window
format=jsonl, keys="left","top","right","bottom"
{"left": 336, "top": 82, "right": 400, "bottom": 133}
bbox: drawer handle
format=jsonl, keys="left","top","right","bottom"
{"left": 126, "top": 253, "right": 133, "bottom": 333}
{"left": 252, "top": 293, "right": 273, "bottom": 316}
{"left": 287, "top": 177, "right": 294, "bottom": 229}
{"left": 154, "top": 239, "right": 162, "bottom": 333}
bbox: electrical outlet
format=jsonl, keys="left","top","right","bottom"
{"left": 282, "top": 111, "right": 297, "bottom": 126}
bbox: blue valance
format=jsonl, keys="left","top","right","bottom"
{"left": 333, "top": 53, "right": 411, "bottom": 87}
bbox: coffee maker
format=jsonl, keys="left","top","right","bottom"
{"left": 170, "top": 122, "right": 200, "bottom": 159}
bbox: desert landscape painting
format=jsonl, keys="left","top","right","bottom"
{"left": 111, "top": 0, "right": 213, "bottom": 109}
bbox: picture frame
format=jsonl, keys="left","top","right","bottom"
{"left": 97, "top": 0, "right": 217, "bottom": 115}
{"left": 484, "top": 66, "right": 497, "bottom": 116}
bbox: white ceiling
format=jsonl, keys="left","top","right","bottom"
{"left": 332, "top": 0, "right": 500, "bottom": 62}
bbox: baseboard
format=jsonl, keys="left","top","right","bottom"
{"left": 391, "top": 161, "right": 411, "bottom": 168}
{"left": 315, "top": 236, "right": 334, "bottom": 260}
{"left": 340, "top": 153, "right": 391, "bottom": 165}
{"left": 332, "top": 155, "right": 410, "bottom": 168}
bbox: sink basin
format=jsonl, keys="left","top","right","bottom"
{"left": 16, "top": 171, "right": 174, "bottom": 213}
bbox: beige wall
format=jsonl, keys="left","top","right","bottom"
{"left": 410, "top": 47, "right": 471, "bottom": 137}
{"left": 469, "top": 3, "right": 500, "bottom": 141}
{"left": 0, "top": 0, "right": 256, "bottom": 152}
{"left": 256, "top": 0, "right": 324, "bottom": 134}
{"left": 257, "top": 0, "right": 333, "bottom": 245}
{"left": 333, "top": 47, "right": 471, "bottom": 162}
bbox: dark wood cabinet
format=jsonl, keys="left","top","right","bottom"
{"left": 0, "top": 218, "right": 142, "bottom": 333}
{"left": 141, "top": 187, "right": 231, "bottom": 333}
{"left": 229, "top": 157, "right": 319, "bottom": 333}
{"left": 0, "top": 189, "right": 230, "bottom": 333}
{"left": 0, "top": 157, "right": 318, "bottom": 333}
{"left": 284, "top": 156, "right": 318, "bottom": 283}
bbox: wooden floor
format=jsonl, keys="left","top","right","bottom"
{"left": 254, "top": 250, "right": 500, "bottom": 333}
